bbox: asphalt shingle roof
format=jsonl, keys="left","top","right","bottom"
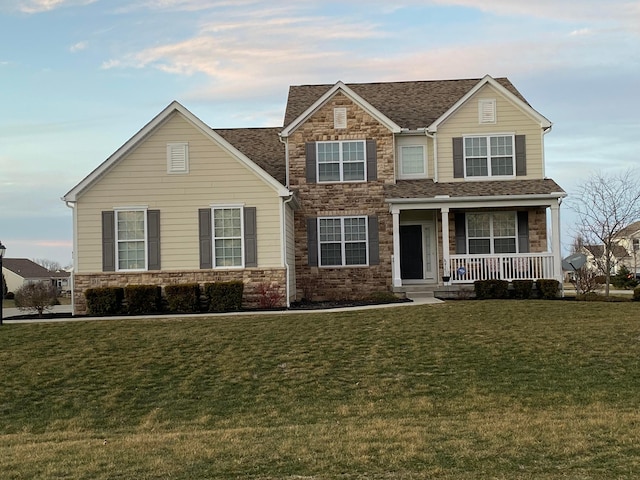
{"left": 2, "top": 259, "right": 57, "bottom": 279}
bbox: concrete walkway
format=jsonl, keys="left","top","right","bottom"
{"left": 1, "top": 297, "right": 443, "bottom": 324}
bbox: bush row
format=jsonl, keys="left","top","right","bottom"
{"left": 474, "top": 279, "right": 560, "bottom": 300}
{"left": 85, "top": 281, "right": 245, "bottom": 316}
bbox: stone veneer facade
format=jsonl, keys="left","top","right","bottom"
{"left": 288, "top": 92, "right": 396, "bottom": 301}
{"left": 73, "top": 268, "right": 286, "bottom": 315}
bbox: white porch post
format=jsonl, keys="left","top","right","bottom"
{"left": 550, "top": 201, "right": 563, "bottom": 283}
{"left": 392, "top": 208, "right": 402, "bottom": 287}
{"left": 441, "top": 207, "right": 450, "bottom": 283}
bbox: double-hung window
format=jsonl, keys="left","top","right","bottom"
{"left": 464, "top": 135, "right": 514, "bottom": 178}
{"left": 116, "top": 209, "right": 147, "bottom": 270}
{"left": 213, "top": 207, "right": 244, "bottom": 267}
{"left": 318, "top": 216, "right": 368, "bottom": 266}
{"left": 467, "top": 212, "right": 517, "bottom": 254}
{"left": 317, "top": 140, "right": 366, "bottom": 182}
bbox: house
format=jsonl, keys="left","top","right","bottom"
{"left": 614, "top": 221, "right": 640, "bottom": 278}
{"left": 582, "top": 244, "right": 629, "bottom": 275}
{"left": 62, "top": 75, "right": 566, "bottom": 314}
{"left": 1, "top": 258, "right": 70, "bottom": 294}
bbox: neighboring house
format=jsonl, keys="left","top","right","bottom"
{"left": 582, "top": 244, "right": 629, "bottom": 275}
{"left": 1, "top": 258, "right": 69, "bottom": 294}
{"left": 613, "top": 221, "right": 640, "bottom": 277}
{"left": 63, "top": 75, "right": 566, "bottom": 314}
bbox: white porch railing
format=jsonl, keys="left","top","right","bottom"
{"left": 448, "top": 253, "right": 555, "bottom": 283}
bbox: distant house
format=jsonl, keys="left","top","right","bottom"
{"left": 613, "top": 221, "right": 640, "bottom": 278}
{"left": 582, "top": 244, "right": 629, "bottom": 275}
{"left": 1, "top": 258, "right": 70, "bottom": 294}
{"left": 63, "top": 75, "right": 566, "bottom": 315}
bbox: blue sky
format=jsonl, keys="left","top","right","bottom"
{"left": 1, "top": 0, "right": 639, "bottom": 266}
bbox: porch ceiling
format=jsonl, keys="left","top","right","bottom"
{"left": 385, "top": 178, "right": 565, "bottom": 200}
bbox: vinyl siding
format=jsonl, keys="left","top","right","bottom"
{"left": 75, "top": 112, "right": 283, "bottom": 273}
{"left": 437, "top": 84, "right": 544, "bottom": 182}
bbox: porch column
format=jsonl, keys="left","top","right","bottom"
{"left": 440, "top": 207, "right": 450, "bottom": 282}
{"left": 550, "top": 201, "right": 563, "bottom": 284}
{"left": 392, "top": 208, "right": 402, "bottom": 287}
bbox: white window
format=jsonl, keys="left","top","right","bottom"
{"left": 478, "top": 99, "right": 496, "bottom": 124}
{"left": 167, "top": 143, "right": 189, "bottom": 174}
{"left": 116, "top": 209, "right": 147, "bottom": 270}
{"left": 318, "top": 216, "right": 368, "bottom": 266}
{"left": 317, "top": 140, "right": 366, "bottom": 182}
{"left": 334, "top": 108, "right": 347, "bottom": 129}
{"left": 464, "top": 135, "right": 514, "bottom": 178}
{"left": 399, "top": 145, "right": 426, "bottom": 178}
{"left": 467, "top": 212, "right": 517, "bottom": 254}
{"left": 212, "top": 207, "right": 244, "bottom": 267}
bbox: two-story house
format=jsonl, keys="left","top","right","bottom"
{"left": 63, "top": 75, "right": 565, "bottom": 314}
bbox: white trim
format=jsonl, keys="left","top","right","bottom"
{"left": 167, "top": 142, "right": 189, "bottom": 174}
{"left": 428, "top": 75, "right": 552, "bottom": 132}
{"left": 478, "top": 98, "right": 496, "bottom": 124}
{"left": 114, "top": 207, "right": 148, "bottom": 272}
{"left": 210, "top": 205, "right": 245, "bottom": 269}
{"left": 63, "top": 101, "right": 290, "bottom": 202}
{"left": 334, "top": 107, "right": 347, "bottom": 129}
{"left": 398, "top": 144, "right": 427, "bottom": 179}
{"left": 280, "top": 81, "right": 402, "bottom": 137}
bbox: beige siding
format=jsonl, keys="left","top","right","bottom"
{"left": 2, "top": 268, "right": 24, "bottom": 293}
{"left": 437, "top": 84, "right": 545, "bottom": 182}
{"left": 75, "top": 112, "right": 283, "bottom": 273}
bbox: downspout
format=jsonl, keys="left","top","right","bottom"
{"left": 541, "top": 124, "right": 552, "bottom": 178}
{"left": 64, "top": 200, "right": 76, "bottom": 316}
{"left": 278, "top": 133, "right": 293, "bottom": 307}
{"left": 424, "top": 130, "right": 438, "bottom": 182}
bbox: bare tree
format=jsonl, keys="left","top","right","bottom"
{"left": 14, "top": 282, "right": 58, "bottom": 317}
{"left": 568, "top": 169, "right": 640, "bottom": 296}
{"left": 32, "top": 258, "right": 63, "bottom": 271}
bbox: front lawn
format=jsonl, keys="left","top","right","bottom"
{"left": 1, "top": 300, "right": 640, "bottom": 479}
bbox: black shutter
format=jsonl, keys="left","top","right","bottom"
{"left": 517, "top": 211, "right": 530, "bottom": 253}
{"left": 366, "top": 139, "right": 377, "bottom": 181}
{"left": 455, "top": 213, "right": 467, "bottom": 254}
{"left": 306, "top": 142, "right": 316, "bottom": 183}
{"left": 453, "top": 137, "right": 464, "bottom": 178}
{"left": 198, "top": 208, "right": 212, "bottom": 269}
{"left": 244, "top": 207, "right": 257, "bottom": 267}
{"left": 368, "top": 215, "right": 379, "bottom": 265}
{"left": 102, "top": 211, "right": 115, "bottom": 272}
{"left": 307, "top": 217, "right": 318, "bottom": 267}
{"left": 515, "top": 135, "right": 526, "bottom": 176}
{"left": 147, "top": 210, "right": 161, "bottom": 270}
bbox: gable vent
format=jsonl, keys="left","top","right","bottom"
{"left": 479, "top": 99, "right": 496, "bottom": 124}
{"left": 334, "top": 107, "right": 347, "bottom": 129}
{"left": 167, "top": 143, "right": 189, "bottom": 173}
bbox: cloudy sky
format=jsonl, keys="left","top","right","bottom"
{"left": 1, "top": 0, "right": 638, "bottom": 266}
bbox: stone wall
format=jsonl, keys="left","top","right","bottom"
{"left": 288, "top": 92, "right": 395, "bottom": 301}
{"left": 72, "top": 268, "right": 287, "bottom": 315}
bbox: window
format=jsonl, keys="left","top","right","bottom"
{"left": 167, "top": 143, "right": 189, "bottom": 173}
{"left": 213, "top": 207, "right": 243, "bottom": 267}
{"left": 116, "top": 209, "right": 147, "bottom": 270}
{"left": 467, "top": 212, "right": 517, "bottom": 254}
{"left": 318, "top": 216, "right": 368, "bottom": 266}
{"left": 633, "top": 239, "right": 639, "bottom": 252}
{"left": 317, "top": 140, "right": 366, "bottom": 182}
{"left": 464, "top": 135, "right": 514, "bottom": 177}
{"left": 399, "top": 145, "right": 426, "bottom": 178}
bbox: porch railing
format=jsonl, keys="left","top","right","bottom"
{"left": 448, "top": 253, "right": 555, "bottom": 283}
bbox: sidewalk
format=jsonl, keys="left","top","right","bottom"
{"left": 2, "top": 297, "right": 443, "bottom": 324}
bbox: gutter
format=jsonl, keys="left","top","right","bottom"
{"left": 63, "top": 200, "right": 76, "bottom": 316}
{"left": 281, "top": 195, "right": 295, "bottom": 308}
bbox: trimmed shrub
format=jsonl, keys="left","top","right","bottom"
{"left": 536, "top": 279, "right": 560, "bottom": 299}
{"left": 124, "top": 285, "right": 162, "bottom": 315}
{"left": 474, "top": 279, "right": 509, "bottom": 299}
{"left": 85, "top": 287, "right": 124, "bottom": 316}
{"left": 165, "top": 283, "right": 201, "bottom": 313}
{"left": 633, "top": 286, "right": 640, "bottom": 302}
{"left": 512, "top": 280, "right": 534, "bottom": 299}
{"left": 204, "top": 281, "right": 244, "bottom": 312}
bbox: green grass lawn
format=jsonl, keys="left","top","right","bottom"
{"left": 1, "top": 300, "right": 640, "bottom": 479}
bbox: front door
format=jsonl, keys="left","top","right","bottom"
{"left": 400, "top": 222, "right": 436, "bottom": 281}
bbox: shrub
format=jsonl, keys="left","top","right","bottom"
{"left": 611, "top": 265, "right": 639, "bottom": 290}
{"left": 205, "top": 281, "right": 244, "bottom": 312}
{"left": 474, "top": 279, "right": 509, "bottom": 299}
{"left": 256, "top": 282, "right": 285, "bottom": 309}
{"left": 14, "top": 282, "right": 59, "bottom": 317}
{"left": 633, "top": 286, "right": 640, "bottom": 302}
{"left": 5, "top": 291, "right": 15, "bottom": 300}
{"left": 124, "top": 285, "right": 162, "bottom": 315}
{"left": 85, "top": 287, "right": 124, "bottom": 316}
{"left": 512, "top": 280, "right": 534, "bottom": 299}
{"left": 536, "top": 279, "right": 560, "bottom": 299}
{"left": 165, "top": 283, "right": 201, "bottom": 313}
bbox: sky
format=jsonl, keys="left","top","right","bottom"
{"left": 1, "top": 0, "right": 639, "bottom": 267}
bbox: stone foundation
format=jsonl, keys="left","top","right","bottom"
{"left": 72, "top": 268, "right": 287, "bottom": 315}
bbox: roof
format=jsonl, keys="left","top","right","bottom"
{"left": 584, "top": 244, "right": 629, "bottom": 259}
{"left": 214, "top": 127, "right": 285, "bottom": 185}
{"left": 2, "top": 258, "right": 56, "bottom": 279}
{"left": 283, "top": 77, "right": 529, "bottom": 131}
{"left": 614, "top": 221, "right": 640, "bottom": 239}
{"left": 384, "top": 178, "right": 566, "bottom": 200}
